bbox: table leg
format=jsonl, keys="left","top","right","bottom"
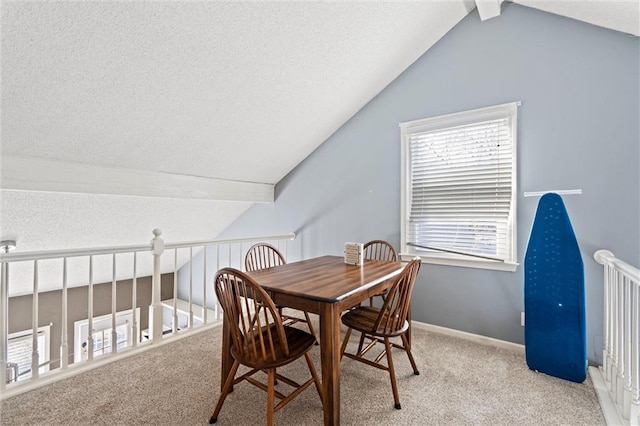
{"left": 220, "top": 316, "right": 233, "bottom": 392}
{"left": 320, "top": 302, "right": 341, "bottom": 426}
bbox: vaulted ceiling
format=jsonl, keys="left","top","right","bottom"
{"left": 1, "top": 1, "right": 638, "bottom": 274}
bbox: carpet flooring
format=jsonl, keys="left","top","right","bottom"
{"left": 1, "top": 322, "right": 605, "bottom": 425}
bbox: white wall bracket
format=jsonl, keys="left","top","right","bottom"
{"left": 523, "top": 189, "right": 582, "bottom": 197}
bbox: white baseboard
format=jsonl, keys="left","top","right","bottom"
{"left": 411, "top": 323, "right": 624, "bottom": 424}
{"left": 411, "top": 320, "right": 525, "bottom": 354}
{"left": 589, "top": 366, "right": 625, "bottom": 426}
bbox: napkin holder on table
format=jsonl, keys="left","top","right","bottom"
{"left": 344, "top": 242, "right": 363, "bottom": 266}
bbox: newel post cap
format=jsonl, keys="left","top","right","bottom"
{"left": 151, "top": 229, "right": 164, "bottom": 255}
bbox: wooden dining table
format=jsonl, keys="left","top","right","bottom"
{"left": 219, "top": 255, "right": 405, "bottom": 426}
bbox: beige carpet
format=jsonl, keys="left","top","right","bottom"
{"left": 1, "top": 322, "right": 604, "bottom": 425}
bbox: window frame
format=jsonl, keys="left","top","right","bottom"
{"left": 73, "top": 308, "right": 140, "bottom": 363}
{"left": 7, "top": 324, "right": 51, "bottom": 383}
{"left": 400, "top": 102, "right": 519, "bottom": 272}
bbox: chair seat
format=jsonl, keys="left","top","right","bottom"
{"left": 232, "top": 325, "right": 317, "bottom": 370}
{"left": 341, "top": 306, "right": 409, "bottom": 338}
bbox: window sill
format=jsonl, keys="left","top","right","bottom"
{"left": 400, "top": 252, "right": 519, "bottom": 272}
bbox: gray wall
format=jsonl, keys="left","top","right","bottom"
{"left": 217, "top": 4, "right": 639, "bottom": 364}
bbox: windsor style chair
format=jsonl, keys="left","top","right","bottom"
{"left": 210, "top": 267, "right": 323, "bottom": 425}
{"left": 340, "top": 257, "right": 421, "bottom": 410}
{"left": 245, "top": 243, "right": 317, "bottom": 341}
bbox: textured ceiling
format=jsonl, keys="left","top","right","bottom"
{"left": 1, "top": 1, "right": 637, "bottom": 295}
{"left": 2, "top": 1, "right": 476, "bottom": 184}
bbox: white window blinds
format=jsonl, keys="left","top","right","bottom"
{"left": 401, "top": 102, "right": 517, "bottom": 268}
{"left": 7, "top": 326, "right": 50, "bottom": 382}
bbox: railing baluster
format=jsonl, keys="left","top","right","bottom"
{"left": 31, "top": 260, "right": 39, "bottom": 380}
{"left": 632, "top": 279, "right": 640, "bottom": 424}
{"left": 132, "top": 252, "right": 138, "bottom": 348}
{"left": 111, "top": 253, "right": 117, "bottom": 355}
{"left": 203, "top": 245, "right": 207, "bottom": 324}
{"left": 604, "top": 263, "right": 611, "bottom": 384}
{"left": 283, "top": 239, "right": 288, "bottom": 260}
{"left": 609, "top": 264, "right": 616, "bottom": 386}
{"left": 60, "top": 257, "right": 69, "bottom": 369}
{"left": 612, "top": 267, "right": 619, "bottom": 396}
{"left": 617, "top": 270, "right": 625, "bottom": 404}
{"left": 189, "top": 247, "right": 194, "bottom": 329}
{"left": 173, "top": 249, "right": 178, "bottom": 333}
{"left": 215, "top": 245, "right": 220, "bottom": 320}
{"left": 88, "top": 256, "right": 94, "bottom": 361}
{"left": 633, "top": 280, "right": 640, "bottom": 395}
{"left": 623, "top": 277, "right": 634, "bottom": 421}
{"left": 1, "top": 262, "right": 8, "bottom": 390}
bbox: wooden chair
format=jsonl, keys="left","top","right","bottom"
{"left": 363, "top": 240, "right": 398, "bottom": 263}
{"left": 210, "top": 268, "right": 323, "bottom": 425}
{"left": 363, "top": 240, "right": 398, "bottom": 306}
{"left": 245, "top": 243, "right": 317, "bottom": 341}
{"left": 340, "top": 257, "right": 421, "bottom": 410}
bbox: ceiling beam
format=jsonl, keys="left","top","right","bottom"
{"left": 475, "top": 0, "right": 503, "bottom": 21}
{"left": 1, "top": 155, "right": 274, "bottom": 203}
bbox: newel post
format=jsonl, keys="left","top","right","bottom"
{"left": 149, "top": 229, "right": 165, "bottom": 342}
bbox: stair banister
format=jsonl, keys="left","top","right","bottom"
{"left": 60, "top": 257, "right": 69, "bottom": 369}
{"left": 594, "top": 249, "right": 640, "bottom": 424}
{"left": 0, "top": 230, "right": 296, "bottom": 399}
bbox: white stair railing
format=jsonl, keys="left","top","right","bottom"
{"left": 0, "top": 230, "right": 295, "bottom": 399}
{"left": 595, "top": 250, "right": 640, "bottom": 425}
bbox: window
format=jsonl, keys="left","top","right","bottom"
{"left": 74, "top": 308, "right": 139, "bottom": 363}
{"left": 400, "top": 102, "right": 518, "bottom": 271}
{"left": 6, "top": 325, "right": 51, "bottom": 383}
{"left": 90, "top": 324, "right": 130, "bottom": 357}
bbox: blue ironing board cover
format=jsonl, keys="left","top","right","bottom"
{"left": 524, "top": 193, "right": 586, "bottom": 383}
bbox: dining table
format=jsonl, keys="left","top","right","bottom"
{"left": 219, "top": 255, "right": 405, "bottom": 426}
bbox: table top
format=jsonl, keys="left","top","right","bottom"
{"left": 245, "top": 255, "right": 404, "bottom": 303}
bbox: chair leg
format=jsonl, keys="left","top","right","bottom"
{"left": 267, "top": 369, "right": 275, "bottom": 426}
{"left": 304, "top": 352, "right": 324, "bottom": 404}
{"left": 401, "top": 333, "right": 419, "bottom": 375}
{"left": 356, "top": 332, "right": 366, "bottom": 356}
{"left": 210, "top": 360, "right": 240, "bottom": 424}
{"left": 384, "top": 337, "right": 401, "bottom": 410}
{"left": 340, "top": 328, "right": 353, "bottom": 359}
{"left": 303, "top": 311, "right": 318, "bottom": 345}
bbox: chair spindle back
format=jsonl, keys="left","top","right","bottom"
{"left": 374, "top": 258, "right": 421, "bottom": 334}
{"left": 214, "top": 268, "right": 289, "bottom": 361}
{"left": 245, "top": 243, "right": 286, "bottom": 272}
{"left": 363, "top": 240, "right": 398, "bottom": 262}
